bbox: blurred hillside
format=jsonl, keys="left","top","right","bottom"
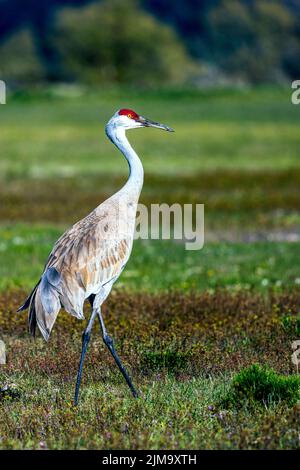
{"left": 0, "top": 0, "right": 299, "bottom": 88}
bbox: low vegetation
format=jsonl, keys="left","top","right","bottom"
{"left": 1, "top": 170, "right": 300, "bottom": 231}
{"left": 0, "top": 290, "right": 300, "bottom": 449}
{"left": 0, "top": 226, "right": 299, "bottom": 292}
{"left": 220, "top": 364, "right": 300, "bottom": 409}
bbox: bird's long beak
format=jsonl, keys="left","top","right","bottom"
{"left": 139, "top": 116, "right": 174, "bottom": 132}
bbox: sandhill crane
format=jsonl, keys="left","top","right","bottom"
{"left": 18, "top": 109, "right": 174, "bottom": 405}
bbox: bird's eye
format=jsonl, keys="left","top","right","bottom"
{"left": 128, "top": 113, "right": 132, "bottom": 119}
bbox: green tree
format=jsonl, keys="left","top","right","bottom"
{"left": 0, "top": 29, "right": 45, "bottom": 86}
{"left": 208, "top": 0, "right": 295, "bottom": 83}
{"left": 54, "top": 0, "right": 196, "bottom": 87}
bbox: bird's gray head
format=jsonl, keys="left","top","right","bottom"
{"left": 106, "top": 108, "right": 174, "bottom": 135}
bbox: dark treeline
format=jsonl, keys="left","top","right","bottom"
{"left": 0, "top": 0, "right": 299, "bottom": 86}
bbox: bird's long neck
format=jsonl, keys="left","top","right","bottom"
{"left": 106, "top": 126, "right": 144, "bottom": 200}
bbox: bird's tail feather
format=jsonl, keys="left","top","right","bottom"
{"left": 18, "top": 267, "right": 62, "bottom": 342}
{"left": 17, "top": 281, "right": 40, "bottom": 337}
{"left": 28, "top": 289, "right": 37, "bottom": 337}
{"left": 17, "top": 281, "right": 40, "bottom": 313}
{"left": 35, "top": 267, "right": 62, "bottom": 341}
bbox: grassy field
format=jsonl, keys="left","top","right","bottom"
{"left": 0, "top": 225, "right": 299, "bottom": 292}
{"left": 1, "top": 87, "right": 300, "bottom": 179}
{"left": 0, "top": 87, "right": 299, "bottom": 449}
{"left": 1, "top": 289, "right": 300, "bottom": 449}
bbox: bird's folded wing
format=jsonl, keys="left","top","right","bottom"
{"left": 42, "top": 210, "right": 132, "bottom": 317}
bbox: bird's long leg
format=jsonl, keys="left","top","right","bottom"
{"left": 97, "top": 308, "right": 138, "bottom": 398}
{"left": 74, "top": 308, "right": 98, "bottom": 406}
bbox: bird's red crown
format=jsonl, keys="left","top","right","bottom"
{"left": 118, "top": 108, "right": 139, "bottom": 120}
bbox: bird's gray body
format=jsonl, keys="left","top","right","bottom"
{"left": 18, "top": 109, "right": 173, "bottom": 404}
{"left": 20, "top": 114, "right": 145, "bottom": 341}
{"left": 22, "top": 188, "right": 138, "bottom": 341}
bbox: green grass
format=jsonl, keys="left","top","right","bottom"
{"left": 1, "top": 288, "right": 300, "bottom": 450}
{"left": 0, "top": 224, "right": 299, "bottom": 292}
{"left": 0, "top": 87, "right": 299, "bottom": 179}
{"left": 0, "top": 373, "right": 299, "bottom": 450}
{"left": 220, "top": 364, "right": 300, "bottom": 409}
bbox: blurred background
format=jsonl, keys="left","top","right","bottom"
{"left": 1, "top": 0, "right": 300, "bottom": 87}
